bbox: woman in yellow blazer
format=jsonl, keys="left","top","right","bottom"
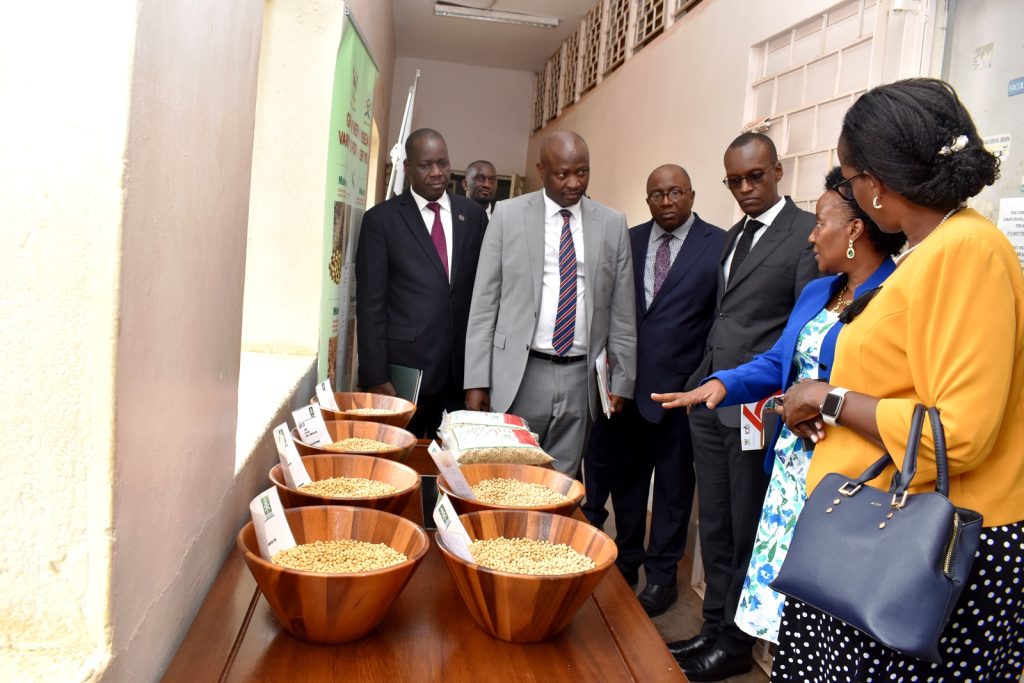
{"left": 771, "top": 78, "right": 1024, "bottom": 681}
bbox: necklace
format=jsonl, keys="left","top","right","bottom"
{"left": 894, "top": 206, "right": 962, "bottom": 265}
{"left": 829, "top": 283, "right": 853, "bottom": 313}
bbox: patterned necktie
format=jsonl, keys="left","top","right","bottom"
{"left": 728, "top": 219, "right": 762, "bottom": 283}
{"left": 426, "top": 201, "right": 449, "bottom": 277}
{"left": 651, "top": 233, "right": 673, "bottom": 300}
{"left": 552, "top": 209, "right": 576, "bottom": 356}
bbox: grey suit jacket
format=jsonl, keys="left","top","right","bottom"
{"left": 464, "top": 190, "right": 637, "bottom": 418}
{"left": 686, "top": 197, "right": 819, "bottom": 427}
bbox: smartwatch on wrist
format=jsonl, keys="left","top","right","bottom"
{"left": 820, "top": 387, "right": 850, "bottom": 426}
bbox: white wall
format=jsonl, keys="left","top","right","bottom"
{"left": 388, "top": 56, "right": 535, "bottom": 178}
{"left": 524, "top": 0, "right": 853, "bottom": 229}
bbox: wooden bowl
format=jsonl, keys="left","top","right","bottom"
{"left": 292, "top": 420, "right": 415, "bottom": 463}
{"left": 436, "top": 510, "right": 617, "bottom": 642}
{"left": 237, "top": 505, "right": 429, "bottom": 644}
{"left": 269, "top": 453, "right": 420, "bottom": 513}
{"left": 436, "top": 463, "right": 584, "bottom": 517}
{"left": 312, "top": 392, "right": 416, "bottom": 428}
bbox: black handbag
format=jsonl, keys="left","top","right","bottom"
{"left": 770, "top": 405, "right": 983, "bottom": 663}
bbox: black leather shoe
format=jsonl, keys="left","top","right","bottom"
{"left": 679, "top": 647, "right": 753, "bottom": 682}
{"left": 637, "top": 582, "right": 678, "bottom": 617}
{"left": 667, "top": 633, "right": 715, "bottom": 660}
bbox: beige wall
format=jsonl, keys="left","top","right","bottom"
{"left": 525, "top": 0, "right": 842, "bottom": 229}
{"left": 388, "top": 56, "right": 534, "bottom": 178}
{"left": 242, "top": 0, "right": 396, "bottom": 355}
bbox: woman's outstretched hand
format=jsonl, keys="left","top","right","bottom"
{"left": 652, "top": 379, "right": 727, "bottom": 411}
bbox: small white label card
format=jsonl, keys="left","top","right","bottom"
{"left": 249, "top": 486, "right": 297, "bottom": 561}
{"left": 433, "top": 492, "right": 475, "bottom": 563}
{"left": 315, "top": 379, "right": 341, "bottom": 412}
{"left": 291, "top": 403, "right": 332, "bottom": 446}
{"left": 428, "top": 440, "right": 476, "bottom": 499}
{"left": 739, "top": 394, "right": 780, "bottom": 451}
{"left": 273, "top": 422, "right": 312, "bottom": 489}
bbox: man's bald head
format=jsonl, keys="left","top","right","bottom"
{"left": 536, "top": 131, "right": 590, "bottom": 207}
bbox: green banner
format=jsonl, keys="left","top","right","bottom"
{"left": 319, "top": 19, "right": 378, "bottom": 386}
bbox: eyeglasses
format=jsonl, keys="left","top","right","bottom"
{"left": 647, "top": 188, "right": 689, "bottom": 203}
{"left": 722, "top": 165, "right": 776, "bottom": 189}
{"left": 830, "top": 171, "right": 866, "bottom": 201}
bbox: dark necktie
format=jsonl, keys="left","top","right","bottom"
{"left": 426, "top": 201, "right": 449, "bottom": 277}
{"left": 728, "top": 219, "right": 763, "bottom": 283}
{"left": 651, "top": 233, "right": 673, "bottom": 300}
{"left": 552, "top": 209, "right": 576, "bottom": 356}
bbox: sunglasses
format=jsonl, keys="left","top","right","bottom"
{"left": 830, "top": 171, "right": 866, "bottom": 201}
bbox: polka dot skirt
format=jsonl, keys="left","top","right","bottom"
{"left": 771, "top": 522, "right": 1024, "bottom": 682}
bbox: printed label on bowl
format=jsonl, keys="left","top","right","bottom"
{"left": 433, "top": 492, "right": 474, "bottom": 563}
{"left": 249, "top": 486, "right": 296, "bottom": 561}
{"left": 292, "top": 403, "right": 331, "bottom": 446}
{"left": 273, "top": 422, "right": 312, "bottom": 489}
{"left": 428, "top": 441, "right": 476, "bottom": 499}
{"left": 315, "top": 380, "right": 341, "bottom": 412}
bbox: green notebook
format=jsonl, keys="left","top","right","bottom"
{"left": 389, "top": 363, "right": 423, "bottom": 404}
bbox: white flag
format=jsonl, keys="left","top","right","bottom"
{"left": 386, "top": 70, "right": 420, "bottom": 199}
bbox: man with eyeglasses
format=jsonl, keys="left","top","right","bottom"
{"left": 661, "top": 133, "right": 818, "bottom": 681}
{"left": 462, "top": 160, "right": 498, "bottom": 217}
{"left": 582, "top": 164, "right": 724, "bottom": 619}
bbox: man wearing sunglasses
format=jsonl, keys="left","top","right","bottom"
{"left": 665, "top": 133, "right": 819, "bottom": 681}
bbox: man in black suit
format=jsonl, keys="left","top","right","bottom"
{"left": 655, "top": 134, "right": 818, "bottom": 681}
{"left": 582, "top": 164, "right": 724, "bottom": 617}
{"left": 356, "top": 128, "right": 488, "bottom": 437}
{"left": 462, "top": 160, "right": 497, "bottom": 217}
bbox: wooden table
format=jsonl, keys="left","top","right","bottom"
{"left": 163, "top": 444, "right": 685, "bottom": 682}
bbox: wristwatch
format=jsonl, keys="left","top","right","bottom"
{"left": 820, "top": 387, "right": 850, "bottom": 426}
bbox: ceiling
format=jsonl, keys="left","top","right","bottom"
{"left": 393, "top": 0, "right": 598, "bottom": 72}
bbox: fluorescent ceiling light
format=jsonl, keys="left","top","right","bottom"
{"left": 433, "top": 3, "right": 560, "bottom": 29}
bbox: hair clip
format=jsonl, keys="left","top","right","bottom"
{"left": 938, "top": 134, "right": 969, "bottom": 156}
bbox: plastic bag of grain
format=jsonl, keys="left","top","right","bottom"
{"left": 439, "top": 410, "right": 531, "bottom": 432}
{"left": 439, "top": 423, "right": 553, "bottom": 465}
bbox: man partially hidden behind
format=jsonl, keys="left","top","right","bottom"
{"left": 582, "top": 164, "right": 724, "bottom": 618}
{"left": 657, "top": 133, "right": 817, "bottom": 681}
{"left": 462, "top": 160, "right": 497, "bottom": 217}
{"left": 355, "top": 128, "right": 488, "bottom": 437}
{"left": 464, "top": 131, "right": 637, "bottom": 475}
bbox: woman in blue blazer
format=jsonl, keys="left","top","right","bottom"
{"left": 655, "top": 168, "right": 905, "bottom": 643}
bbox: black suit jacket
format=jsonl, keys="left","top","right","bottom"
{"left": 686, "top": 197, "right": 819, "bottom": 426}
{"left": 355, "top": 190, "right": 487, "bottom": 394}
{"left": 631, "top": 214, "right": 725, "bottom": 423}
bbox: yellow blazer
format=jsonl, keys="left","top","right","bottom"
{"left": 808, "top": 209, "right": 1024, "bottom": 526}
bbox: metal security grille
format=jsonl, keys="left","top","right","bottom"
{"left": 604, "top": 0, "right": 629, "bottom": 74}
{"left": 544, "top": 50, "right": 562, "bottom": 121}
{"left": 579, "top": 3, "right": 603, "bottom": 93}
{"left": 635, "top": 0, "right": 665, "bottom": 50}
{"left": 561, "top": 29, "right": 580, "bottom": 110}
{"left": 531, "top": 69, "right": 546, "bottom": 131}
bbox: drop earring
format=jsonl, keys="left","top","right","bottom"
{"left": 847, "top": 239, "right": 856, "bottom": 259}
{"left": 872, "top": 195, "right": 882, "bottom": 210}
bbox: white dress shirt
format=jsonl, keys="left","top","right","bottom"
{"left": 722, "top": 196, "right": 786, "bottom": 285}
{"left": 643, "top": 213, "right": 694, "bottom": 307}
{"left": 410, "top": 188, "right": 454, "bottom": 281}
{"left": 532, "top": 192, "right": 587, "bottom": 355}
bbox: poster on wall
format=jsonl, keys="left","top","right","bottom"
{"left": 318, "top": 12, "right": 378, "bottom": 386}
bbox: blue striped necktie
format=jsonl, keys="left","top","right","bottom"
{"left": 552, "top": 209, "right": 576, "bottom": 356}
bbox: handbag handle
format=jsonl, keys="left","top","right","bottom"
{"left": 841, "top": 405, "right": 951, "bottom": 502}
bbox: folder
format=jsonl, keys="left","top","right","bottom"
{"left": 389, "top": 363, "right": 423, "bottom": 404}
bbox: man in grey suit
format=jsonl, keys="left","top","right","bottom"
{"left": 655, "top": 133, "right": 818, "bottom": 681}
{"left": 464, "top": 131, "right": 636, "bottom": 475}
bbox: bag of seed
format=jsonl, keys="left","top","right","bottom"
{"left": 439, "top": 423, "right": 553, "bottom": 465}
{"left": 439, "top": 410, "right": 530, "bottom": 432}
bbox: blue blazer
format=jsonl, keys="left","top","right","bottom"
{"left": 631, "top": 214, "right": 725, "bottom": 423}
{"left": 708, "top": 257, "right": 896, "bottom": 470}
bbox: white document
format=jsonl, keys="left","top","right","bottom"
{"left": 595, "top": 348, "right": 612, "bottom": 418}
{"left": 291, "top": 403, "right": 332, "bottom": 446}
{"left": 433, "top": 492, "right": 475, "bottom": 562}
{"left": 249, "top": 486, "right": 297, "bottom": 561}
{"left": 428, "top": 441, "right": 476, "bottom": 499}
{"left": 315, "top": 379, "right": 341, "bottom": 412}
{"left": 273, "top": 422, "right": 312, "bottom": 489}
{"left": 739, "top": 394, "right": 780, "bottom": 451}
{"left": 997, "top": 197, "right": 1024, "bottom": 267}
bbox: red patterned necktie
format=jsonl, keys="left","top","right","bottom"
{"left": 552, "top": 209, "right": 576, "bottom": 356}
{"left": 426, "top": 201, "right": 448, "bottom": 277}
